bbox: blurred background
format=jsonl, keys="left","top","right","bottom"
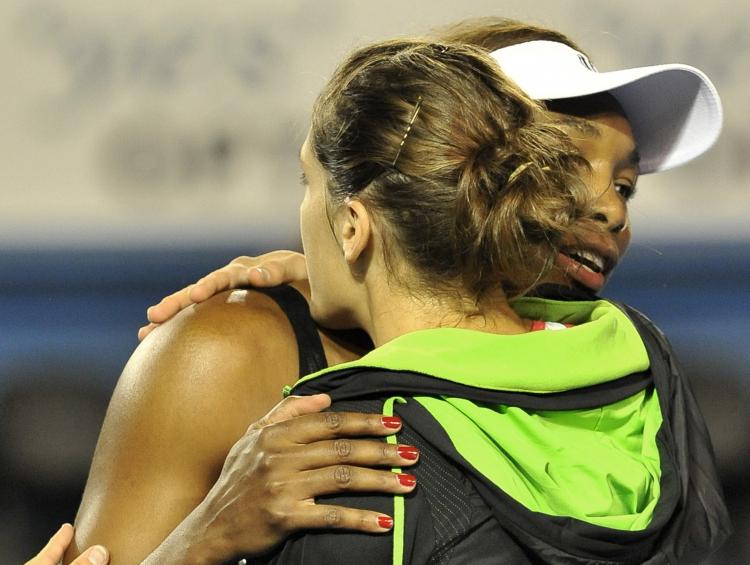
{"left": 0, "top": 0, "right": 748, "bottom": 562}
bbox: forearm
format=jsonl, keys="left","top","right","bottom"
{"left": 140, "top": 502, "right": 232, "bottom": 565}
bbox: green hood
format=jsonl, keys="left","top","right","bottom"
{"left": 298, "top": 297, "right": 650, "bottom": 393}
{"left": 295, "top": 298, "right": 663, "bottom": 531}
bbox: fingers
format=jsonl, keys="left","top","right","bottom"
{"left": 244, "top": 253, "right": 308, "bottom": 287}
{"left": 185, "top": 251, "right": 307, "bottom": 301}
{"left": 146, "top": 285, "right": 196, "bottom": 324}
{"left": 69, "top": 546, "right": 109, "bottom": 565}
{"left": 140, "top": 251, "right": 308, "bottom": 339}
{"left": 283, "top": 504, "right": 397, "bottom": 534}
{"left": 291, "top": 438, "right": 419, "bottom": 470}
{"left": 26, "top": 523, "right": 73, "bottom": 565}
{"left": 297, "top": 466, "right": 417, "bottom": 497}
{"left": 251, "top": 394, "right": 333, "bottom": 430}
{"left": 138, "top": 322, "right": 159, "bottom": 341}
{"left": 191, "top": 251, "right": 307, "bottom": 293}
{"left": 25, "top": 523, "right": 108, "bottom": 565}
{"left": 258, "top": 469, "right": 416, "bottom": 538}
{"left": 139, "top": 250, "right": 308, "bottom": 339}
{"left": 188, "top": 265, "right": 244, "bottom": 302}
{"left": 203, "top": 401, "right": 416, "bottom": 554}
{"left": 261, "top": 411, "right": 404, "bottom": 446}
{"left": 259, "top": 466, "right": 415, "bottom": 538}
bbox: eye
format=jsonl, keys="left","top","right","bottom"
{"left": 614, "top": 180, "right": 637, "bottom": 201}
{"left": 299, "top": 171, "right": 308, "bottom": 186}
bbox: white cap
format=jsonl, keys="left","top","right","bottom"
{"left": 490, "top": 40, "right": 723, "bottom": 174}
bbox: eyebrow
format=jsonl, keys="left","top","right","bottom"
{"left": 553, "top": 115, "right": 599, "bottom": 137}
{"left": 556, "top": 116, "right": 641, "bottom": 171}
{"left": 622, "top": 149, "right": 641, "bottom": 170}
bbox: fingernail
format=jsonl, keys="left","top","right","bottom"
{"left": 377, "top": 515, "right": 394, "bottom": 529}
{"left": 397, "top": 445, "right": 419, "bottom": 460}
{"left": 254, "top": 267, "right": 269, "bottom": 281}
{"left": 381, "top": 416, "right": 401, "bottom": 429}
{"left": 87, "top": 545, "right": 108, "bottom": 565}
{"left": 397, "top": 473, "right": 416, "bottom": 487}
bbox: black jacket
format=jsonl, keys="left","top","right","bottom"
{"left": 242, "top": 292, "right": 730, "bottom": 565}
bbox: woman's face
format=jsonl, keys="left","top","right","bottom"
{"left": 299, "top": 110, "right": 638, "bottom": 317}
{"left": 546, "top": 110, "right": 638, "bottom": 293}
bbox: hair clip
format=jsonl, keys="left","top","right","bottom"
{"left": 391, "top": 95, "right": 423, "bottom": 168}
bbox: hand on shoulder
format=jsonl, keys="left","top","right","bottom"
{"left": 139, "top": 251, "right": 308, "bottom": 340}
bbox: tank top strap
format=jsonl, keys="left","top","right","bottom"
{"left": 254, "top": 285, "right": 327, "bottom": 377}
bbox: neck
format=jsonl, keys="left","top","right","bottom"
{"left": 360, "top": 278, "right": 530, "bottom": 347}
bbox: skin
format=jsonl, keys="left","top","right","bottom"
{"left": 548, "top": 111, "right": 636, "bottom": 293}
{"left": 69, "top": 110, "right": 638, "bottom": 564}
{"left": 141, "top": 110, "right": 637, "bottom": 334}
{"left": 138, "top": 394, "right": 415, "bottom": 563}
{"left": 27, "top": 524, "right": 108, "bottom": 565}
{"left": 67, "top": 287, "right": 417, "bottom": 564}
{"left": 299, "top": 133, "right": 532, "bottom": 340}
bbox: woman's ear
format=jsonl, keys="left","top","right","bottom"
{"left": 339, "top": 199, "right": 371, "bottom": 264}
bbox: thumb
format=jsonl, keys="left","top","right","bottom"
{"left": 250, "top": 394, "right": 331, "bottom": 430}
{"left": 70, "top": 545, "right": 109, "bottom": 565}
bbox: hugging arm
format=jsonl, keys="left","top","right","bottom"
{"left": 139, "top": 251, "right": 307, "bottom": 340}
{"left": 70, "top": 290, "right": 416, "bottom": 564}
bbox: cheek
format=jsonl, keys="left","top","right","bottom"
{"left": 299, "top": 188, "right": 322, "bottom": 256}
{"left": 299, "top": 195, "right": 336, "bottom": 305}
{"left": 299, "top": 201, "right": 323, "bottom": 280}
{"left": 299, "top": 197, "right": 311, "bottom": 251}
{"left": 301, "top": 211, "right": 356, "bottom": 328}
{"left": 618, "top": 227, "right": 632, "bottom": 257}
{"left": 299, "top": 193, "right": 324, "bottom": 296}
{"left": 581, "top": 165, "right": 605, "bottom": 198}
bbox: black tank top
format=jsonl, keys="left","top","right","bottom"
{"left": 253, "top": 285, "right": 327, "bottom": 377}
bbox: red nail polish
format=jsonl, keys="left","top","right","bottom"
{"left": 378, "top": 515, "right": 394, "bottom": 529}
{"left": 397, "top": 446, "right": 419, "bottom": 460}
{"left": 381, "top": 416, "right": 402, "bottom": 429}
{"left": 397, "top": 473, "right": 416, "bottom": 487}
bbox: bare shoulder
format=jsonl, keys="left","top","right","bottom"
{"left": 128, "top": 287, "right": 302, "bottom": 422}
{"left": 69, "top": 288, "right": 300, "bottom": 563}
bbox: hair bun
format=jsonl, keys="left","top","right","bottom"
{"left": 311, "top": 39, "right": 591, "bottom": 299}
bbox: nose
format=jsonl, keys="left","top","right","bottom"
{"left": 591, "top": 185, "right": 628, "bottom": 234}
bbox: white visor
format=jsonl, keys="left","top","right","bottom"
{"left": 490, "top": 40, "right": 723, "bottom": 174}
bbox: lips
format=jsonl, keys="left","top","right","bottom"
{"left": 555, "top": 245, "right": 617, "bottom": 293}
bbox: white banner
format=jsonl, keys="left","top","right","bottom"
{"left": 1, "top": 0, "right": 748, "bottom": 247}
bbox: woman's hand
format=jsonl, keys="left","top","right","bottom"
{"left": 138, "top": 251, "right": 307, "bottom": 341}
{"left": 146, "top": 393, "right": 419, "bottom": 563}
{"left": 25, "top": 524, "right": 108, "bottom": 565}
